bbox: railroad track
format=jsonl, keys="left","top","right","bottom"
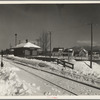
{"left": 4, "top": 58, "right": 77, "bottom": 95}
{"left": 4, "top": 57, "right": 100, "bottom": 95}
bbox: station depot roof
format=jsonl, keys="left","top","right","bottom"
{"left": 13, "top": 42, "right": 41, "bottom": 49}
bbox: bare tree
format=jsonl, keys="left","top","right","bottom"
{"left": 39, "top": 31, "right": 50, "bottom": 56}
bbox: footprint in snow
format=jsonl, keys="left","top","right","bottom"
{"left": 44, "top": 92, "right": 51, "bottom": 95}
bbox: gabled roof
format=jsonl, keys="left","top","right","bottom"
{"left": 80, "top": 48, "right": 88, "bottom": 53}
{"left": 13, "top": 42, "right": 41, "bottom": 49}
{"left": 64, "top": 48, "right": 73, "bottom": 52}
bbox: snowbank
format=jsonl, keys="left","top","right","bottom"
{"left": 6, "top": 55, "right": 100, "bottom": 77}
{"left": 5, "top": 55, "right": 100, "bottom": 86}
{"left": 0, "top": 65, "right": 42, "bottom": 96}
{"left": 70, "top": 60, "right": 100, "bottom": 77}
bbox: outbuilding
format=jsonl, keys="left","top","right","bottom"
{"left": 52, "top": 47, "right": 64, "bottom": 56}
{"left": 63, "top": 48, "right": 74, "bottom": 56}
{"left": 79, "top": 48, "right": 88, "bottom": 57}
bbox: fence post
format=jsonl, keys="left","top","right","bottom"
{"left": 1, "top": 61, "right": 3, "bottom": 67}
{"left": 63, "top": 61, "right": 65, "bottom": 67}
{"left": 57, "top": 59, "right": 59, "bottom": 64}
{"left": 72, "top": 64, "right": 74, "bottom": 69}
{"left": 1, "top": 50, "right": 4, "bottom": 67}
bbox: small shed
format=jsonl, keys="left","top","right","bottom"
{"left": 13, "top": 40, "right": 40, "bottom": 57}
{"left": 63, "top": 48, "right": 74, "bottom": 56}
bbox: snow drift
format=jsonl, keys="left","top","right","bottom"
{"left": 0, "top": 65, "right": 41, "bottom": 96}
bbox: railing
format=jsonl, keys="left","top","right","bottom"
{"left": 27, "top": 56, "right": 57, "bottom": 62}
{"left": 56, "top": 58, "right": 74, "bottom": 69}
{"left": 27, "top": 56, "right": 74, "bottom": 69}
{"left": 13, "top": 55, "right": 74, "bottom": 69}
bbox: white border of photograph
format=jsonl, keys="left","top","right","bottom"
{"left": 0, "top": 1, "right": 100, "bottom": 99}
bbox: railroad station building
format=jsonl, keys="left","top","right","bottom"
{"left": 13, "top": 40, "right": 41, "bottom": 57}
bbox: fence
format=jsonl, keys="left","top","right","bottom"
{"left": 56, "top": 59, "right": 74, "bottom": 69}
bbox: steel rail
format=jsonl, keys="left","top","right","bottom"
{"left": 4, "top": 58, "right": 77, "bottom": 95}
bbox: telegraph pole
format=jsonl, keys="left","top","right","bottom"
{"left": 68, "top": 49, "right": 70, "bottom": 62}
{"left": 49, "top": 31, "right": 51, "bottom": 58}
{"left": 19, "top": 40, "right": 21, "bottom": 44}
{"left": 10, "top": 43, "right": 12, "bottom": 49}
{"left": 1, "top": 50, "right": 4, "bottom": 67}
{"left": 90, "top": 23, "right": 93, "bottom": 68}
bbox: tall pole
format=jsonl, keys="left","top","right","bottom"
{"left": 68, "top": 49, "right": 69, "bottom": 62}
{"left": 1, "top": 50, "right": 4, "bottom": 67}
{"left": 90, "top": 23, "right": 93, "bottom": 68}
{"left": 15, "top": 33, "right": 17, "bottom": 46}
{"left": 10, "top": 43, "right": 12, "bottom": 49}
{"left": 19, "top": 40, "right": 21, "bottom": 44}
{"left": 50, "top": 31, "right": 51, "bottom": 58}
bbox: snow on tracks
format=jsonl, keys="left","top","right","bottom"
{"left": 4, "top": 55, "right": 100, "bottom": 95}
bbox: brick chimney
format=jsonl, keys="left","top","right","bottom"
{"left": 26, "top": 39, "right": 28, "bottom": 43}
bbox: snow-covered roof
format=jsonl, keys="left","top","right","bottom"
{"left": 80, "top": 48, "right": 88, "bottom": 53}
{"left": 13, "top": 42, "right": 41, "bottom": 49}
{"left": 64, "top": 48, "right": 74, "bottom": 52}
{"left": 53, "top": 48, "right": 64, "bottom": 52}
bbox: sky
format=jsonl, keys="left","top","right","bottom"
{"left": 0, "top": 4, "right": 100, "bottom": 50}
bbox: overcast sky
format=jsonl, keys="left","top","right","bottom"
{"left": 0, "top": 4, "right": 100, "bottom": 50}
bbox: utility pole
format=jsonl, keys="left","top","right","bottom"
{"left": 68, "top": 49, "right": 70, "bottom": 62}
{"left": 19, "top": 40, "right": 21, "bottom": 44}
{"left": 10, "top": 43, "right": 12, "bottom": 49}
{"left": 90, "top": 23, "right": 93, "bottom": 68}
{"left": 1, "top": 50, "right": 4, "bottom": 67}
{"left": 49, "top": 31, "right": 51, "bottom": 58}
{"left": 15, "top": 33, "right": 17, "bottom": 46}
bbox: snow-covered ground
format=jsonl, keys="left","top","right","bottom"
{"left": 0, "top": 56, "right": 74, "bottom": 96}
{"left": 5, "top": 55, "right": 100, "bottom": 86}
{"left": 0, "top": 60, "right": 43, "bottom": 96}
{"left": 70, "top": 59, "right": 100, "bottom": 76}
{"left": 2, "top": 54, "right": 100, "bottom": 96}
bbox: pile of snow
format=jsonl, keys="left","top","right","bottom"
{"left": 6, "top": 55, "right": 100, "bottom": 76}
{"left": 6, "top": 55, "right": 49, "bottom": 67}
{"left": 71, "top": 61, "right": 100, "bottom": 77}
{"left": 0, "top": 66, "right": 42, "bottom": 96}
{"left": 84, "top": 61, "right": 100, "bottom": 76}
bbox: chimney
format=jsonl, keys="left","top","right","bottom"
{"left": 15, "top": 33, "right": 17, "bottom": 46}
{"left": 26, "top": 39, "right": 28, "bottom": 43}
